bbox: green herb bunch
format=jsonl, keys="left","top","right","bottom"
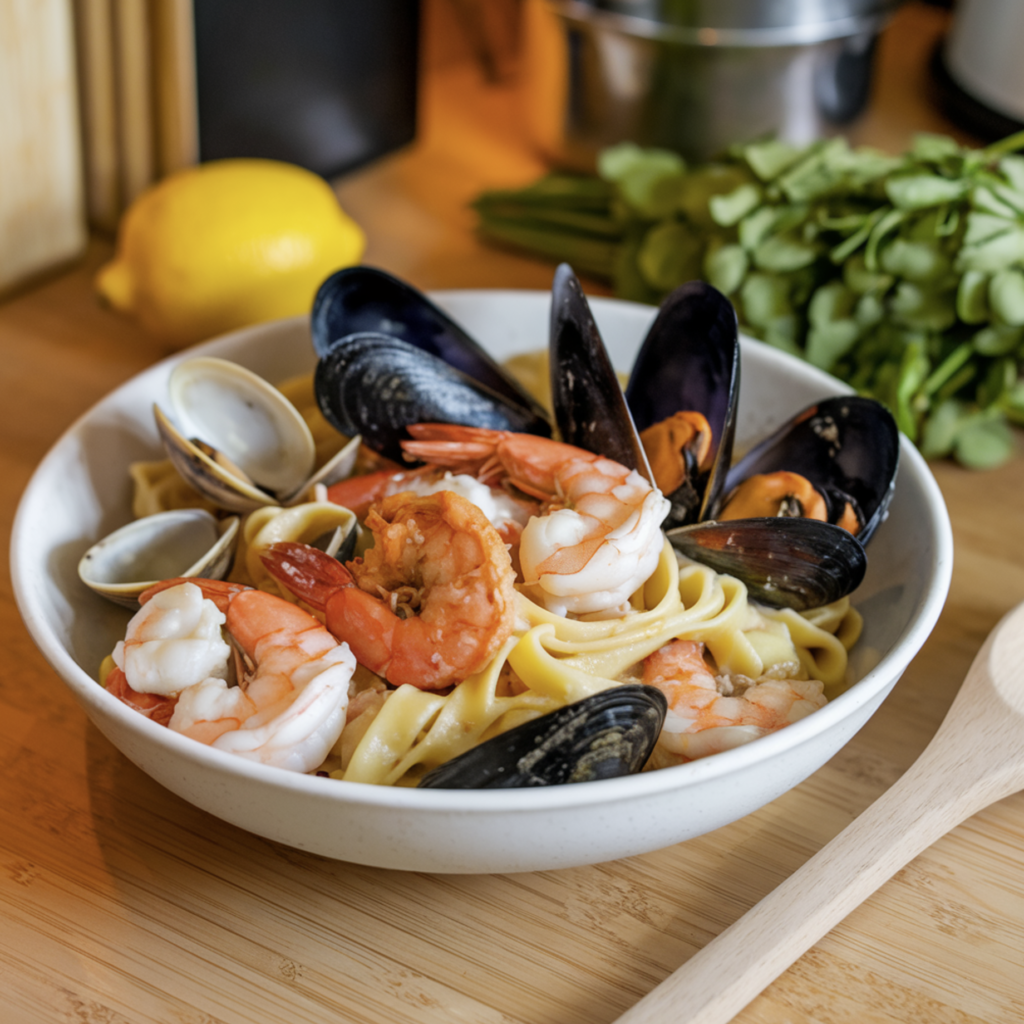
{"left": 474, "top": 132, "right": 1024, "bottom": 468}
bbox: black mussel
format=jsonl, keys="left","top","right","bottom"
{"left": 315, "top": 333, "right": 551, "bottom": 464}
{"left": 667, "top": 517, "right": 867, "bottom": 611}
{"left": 549, "top": 264, "right": 653, "bottom": 481}
{"left": 417, "top": 685, "right": 668, "bottom": 789}
{"left": 626, "top": 281, "right": 741, "bottom": 527}
{"left": 311, "top": 266, "right": 550, "bottom": 425}
{"left": 722, "top": 396, "right": 899, "bottom": 543}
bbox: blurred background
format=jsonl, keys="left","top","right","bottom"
{"left": 4, "top": 0, "right": 514, "bottom": 292}
{"left": 3, "top": 0, "right": 1020, "bottom": 296}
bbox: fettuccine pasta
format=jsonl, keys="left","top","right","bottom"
{"left": 328, "top": 540, "right": 858, "bottom": 786}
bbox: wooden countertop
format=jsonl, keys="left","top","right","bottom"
{"left": 3, "top": 3, "right": 1023, "bottom": 1022}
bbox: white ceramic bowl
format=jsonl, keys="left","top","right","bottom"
{"left": 11, "top": 291, "right": 953, "bottom": 873}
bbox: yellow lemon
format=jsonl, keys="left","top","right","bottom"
{"left": 96, "top": 159, "right": 365, "bottom": 346}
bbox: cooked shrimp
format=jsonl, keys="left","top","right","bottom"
{"left": 103, "top": 665, "right": 177, "bottom": 726}
{"left": 326, "top": 466, "right": 436, "bottom": 520}
{"left": 262, "top": 488, "right": 518, "bottom": 691}
{"left": 107, "top": 579, "right": 355, "bottom": 772}
{"left": 327, "top": 464, "right": 534, "bottom": 544}
{"left": 401, "top": 424, "right": 671, "bottom": 617}
{"left": 112, "top": 578, "right": 239, "bottom": 696}
{"left": 642, "top": 638, "right": 827, "bottom": 762}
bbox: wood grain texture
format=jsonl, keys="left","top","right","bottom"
{"left": 615, "top": 603, "right": 1024, "bottom": 1024}
{"left": 2, "top": 5, "right": 1024, "bottom": 1024}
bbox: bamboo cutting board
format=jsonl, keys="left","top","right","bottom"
{"left": 0, "top": 0, "right": 87, "bottom": 293}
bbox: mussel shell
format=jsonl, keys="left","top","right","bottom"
{"left": 667, "top": 516, "right": 867, "bottom": 611}
{"left": 417, "top": 685, "right": 668, "bottom": 789}
{"left": 818, "top": 482, "right": 867, "bottom": 533}
{"left": 316, "top": 333, "right": 552, "bottom": 464}
{"left": 549, "top": 264, "right": 653, "bottom": 481}
{"left": 723, "top": 396, "right": 899, "bottom": 543}
{"left": 78, "top": 509, "right": 240, "bottom": 608}
{"left": 625, "top": 281, "right": 741, "bottom": 525}
{"left": 311, "top": 265, "right": 550, "bottom": 424}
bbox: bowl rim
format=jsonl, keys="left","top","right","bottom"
{"left": 10, "top": 291, "right": 955, "bottom": 815}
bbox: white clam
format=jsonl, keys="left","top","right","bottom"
{"left": 78, "top": 509, "right": 240, "bottom": 608}
{"left": 155, "top": 357, "right": 360, "bottom": 513}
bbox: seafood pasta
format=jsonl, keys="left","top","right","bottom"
{"left": 97, "top": 253, "right": 898, "bottom": 789}
{"left": 105, "top": 362, "right": 863, "bottom": 787}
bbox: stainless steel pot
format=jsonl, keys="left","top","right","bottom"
{"left": 521, "top": 0, "right": 903, "bottom": 170}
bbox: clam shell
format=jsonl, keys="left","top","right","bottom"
{"left": 78, "top": 509, "right": 239, "bottom": 608}
{"left": 156, "top": 357, "right": 361, "bottom": 513}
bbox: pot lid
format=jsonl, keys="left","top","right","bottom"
{"left": 555, "top": 0, "right": 904, "bottom": 46}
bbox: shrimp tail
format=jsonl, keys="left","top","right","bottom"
{"left": 401, "top": 425, "right": 558, "bottom": 497}
{"left": 326, "top": 465, "right": 435, "bottom": 518}
{"left": 261, "top": 541, "right": 355, "bottom": 612}
{"left": 105, "top": 665, "right": 178, "bottom": 725}
{"left": 401, "top": 424, "right": 504, "bottom": 480}
{"left": 138, "top": 577, "right": 251, "bottom": 611}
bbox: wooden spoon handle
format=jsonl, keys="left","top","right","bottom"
{"left": 613, "top": 753, "right": 979, "bottom": 1024}
{"left": 613, "top": 615, "right": 1024, "bottom": 1024}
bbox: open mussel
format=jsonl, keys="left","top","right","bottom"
{"left": 667, "top": 517, "right": 867, "bottom": 610}
{"left": 315, "top": 332, "right": 552, "bottom": 464}
{"left": 311, "top": 265, "right": 550, "bottom": 424}
{"left": 721, "top": 396, "right": 899, "bottom": 544}
{"left": 549, "top": 265, "right": 739, "bottom": 529}
{"left": 663, "top": 395, "right": 899, "bottom": 609}
{"left": 625, "top": 279, "right": 741, "bottom": 527}
{"left": 546, "top": 266, "right": 892, "bottom": 611}
{"left": 666, "top": 395, "right": 898, "bottom": 610}
{"left": 418, "top": 684, "right": 667, "bottom": 788}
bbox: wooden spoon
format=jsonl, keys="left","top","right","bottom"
{"left": 614, "top": 601, "right": 1024, "bottom": 1024}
